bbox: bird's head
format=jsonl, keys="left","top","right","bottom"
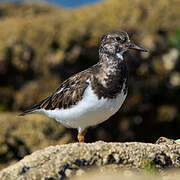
{"left": 99, "top": 30, "right": 147, "bottom": 60}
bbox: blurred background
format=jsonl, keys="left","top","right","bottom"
{"left": 0, "top": 0, "right": 180, "bottom": 170}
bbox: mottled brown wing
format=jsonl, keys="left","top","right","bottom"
{"left": 42, "top": 78, "right": 89, "bottom": 110}
{"left": 19, "top": 73, "right": 89, "bottom": 116}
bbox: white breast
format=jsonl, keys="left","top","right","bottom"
{"left": 36, "top": 83, "right": 127, "bottom": 133}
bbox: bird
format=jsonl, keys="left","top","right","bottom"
{"left": 19, "top": 30, "right": 147, "bottom": 143}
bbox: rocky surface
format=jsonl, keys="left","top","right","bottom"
{"left": 0, "top": 140, "right": 180, "bottom": 180}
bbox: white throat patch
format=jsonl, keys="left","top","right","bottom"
{"left": 116, "top": 52, "right": 124, "bottom": 60}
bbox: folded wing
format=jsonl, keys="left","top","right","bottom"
{"left": 19, "top": 73, "right": 89, "bottom": 116}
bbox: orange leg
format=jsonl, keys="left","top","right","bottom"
{"left": 77, "top": 129, "right": 87, "bottom": 143}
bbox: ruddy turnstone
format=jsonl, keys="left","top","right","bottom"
{"left": 19, "top": 30, "right": 147, "bottom": 143}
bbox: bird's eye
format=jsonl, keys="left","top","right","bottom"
{"left": 115, "top": 37, "right": 121, "bottom": 41}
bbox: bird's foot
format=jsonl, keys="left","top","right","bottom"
{"left": 77, "top": 129, "right": 87, "bottom": 143}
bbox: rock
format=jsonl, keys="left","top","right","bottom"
{"left": 155, "top": 137, "right": 177, "bottom": 145}
{"left": 0, "top": 141, "right": 179, "bottom": 180}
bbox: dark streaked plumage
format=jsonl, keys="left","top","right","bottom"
{"left": 19, "top": 30, "right": 147, "bottom": 142}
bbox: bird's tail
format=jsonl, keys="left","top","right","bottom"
{"left": 18, "top": 108, "right": 37, "bottom": 116}
{"left": 18, "top": 96, "right": 51, "bottom": 116}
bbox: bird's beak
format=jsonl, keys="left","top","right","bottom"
{"left": 127, "top": 42, "right": 147, "bottom": 52}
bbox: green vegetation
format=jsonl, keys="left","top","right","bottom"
{"left": 168, "top": 29, "right": 180, "bottom": 48}
{"left": 144, "top": 160, "right": 156, "bottom": 175}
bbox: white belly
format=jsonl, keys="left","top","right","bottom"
{"left": 37, "top": 84, "right": 127, "bottom": 132}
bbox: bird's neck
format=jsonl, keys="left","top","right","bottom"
{"left": 93, "top": 52, "right": 127, "bottom": 88}
{"left": 99, "top": 52, "right": 126, "bottom": 71}
{"left": 90, "top": 53, "right": 128, "bottom": 99}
